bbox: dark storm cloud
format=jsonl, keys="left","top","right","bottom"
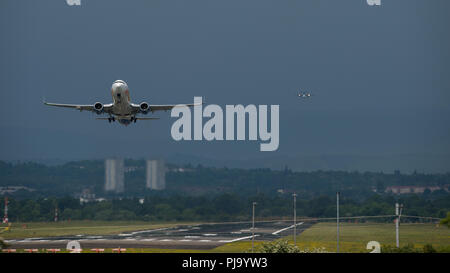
{"left": 0, "top": 0, "right": 449, "bottom": 172}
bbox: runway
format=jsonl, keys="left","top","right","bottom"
{"left": 6, "top": 221, "right": 312, "bottom": 250}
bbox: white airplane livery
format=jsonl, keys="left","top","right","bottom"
{"left": 44, "top": 80, "right": 199, "bottom": 125}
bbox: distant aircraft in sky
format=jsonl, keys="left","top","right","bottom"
{"left": 298, "top": 91, "right": 313, "bottom": 98}
{"left": 44, "top": 80, "right": 199, "bottom": 126}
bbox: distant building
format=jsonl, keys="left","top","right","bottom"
{"left": 105, "top": 158, "right": 124, "bottom": 193}
{"left": 79, "top": 197, "right": 106, "bottom": 204}
{"left": 0, "top": 186, "right": 35, "bottom": 195}
{"left": 146, "top": 160, "right": 166, "bottom": 190}
{"left": 169, "top": 167, "right": 193, "bottom": 173}
{"left": 385, "top": 185, "right": 446, "bottom": 195}
{"left": 124, "top": 166, "right": 140, "bottom": 173}
{"left": 79, "top": 188, "right": 97, "bottom": 204}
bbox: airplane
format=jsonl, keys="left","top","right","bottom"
{"left": 44, "top": 80, "right": 200, "bottom": 126}
{"left": 298, "top": 92, "right": 313, "bottom": 98}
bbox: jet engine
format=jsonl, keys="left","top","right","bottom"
{"left": 140, "top": 102, "right": 150, "bottom": 113}
{"left": 94, "top": 102, "right": 103, "bottom": 114}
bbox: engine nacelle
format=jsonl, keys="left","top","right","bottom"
{"left": 140, "top": 102, "right": 150, "bottom": 113}
{"left": 94, "top": 102, "right": 103, "bottom": 114}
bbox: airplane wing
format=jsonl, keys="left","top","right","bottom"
{"left": 44, "top": 101, "right": 113, "bottom": 113}
{"left": 130, "top": 102, "right": 202, "bottom": 114}
{"left": 149, "top": 103, "right": 200, "bottom": 112}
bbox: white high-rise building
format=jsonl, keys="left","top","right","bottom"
{"left": 105, "top": 158, "right": 124, "bottom": 193}
{"left": 146, "top": 160, "right": 166, "bottom": 190}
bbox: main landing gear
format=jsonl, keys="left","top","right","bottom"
{"left": 108, "top": 117, "right": 116, "bottom": 123}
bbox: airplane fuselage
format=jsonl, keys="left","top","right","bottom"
{"left": 110, "top": 80, "right": 135, "bottom": 125}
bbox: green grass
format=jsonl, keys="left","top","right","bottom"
{"left": 0, "top": 221, "right": 198, "bottom": 240}
{"left": 284, "top": 222, "right": 450, "bottom": 253}
{"left": 2, "top": 221, "right": 449, "bottom": 253}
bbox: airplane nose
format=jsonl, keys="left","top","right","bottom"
{"left": 112, "top": 80, "right": 127, "bottom": 93}
{"left": 112, "top": 83, "right": 122, "bottom": 92}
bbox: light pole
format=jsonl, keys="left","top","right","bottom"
{"left": 252, "top": 202, "right": 257, "bottom": 253}
{"left": 395, "top": 203, "right": 403, "bottom": 248}
{"left": 337, "top": 192, "right": 340, "bottom": 253}
{"left": 293, "top": 193, "right": 297, "bottom": 245}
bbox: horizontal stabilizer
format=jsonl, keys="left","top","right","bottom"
{"left": 95, "top": 117, "right": 160, "bottom": 120}
{"left": 136, "top": 117, "right": 160, "bottom": 120}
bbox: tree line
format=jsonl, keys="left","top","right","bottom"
{"left": 1, "top": 160, "right": 449, "bottom": 199}
{"left": 1, "top": 194, "right": 449, "bottom": 222}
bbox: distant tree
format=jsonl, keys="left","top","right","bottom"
{"left": 257, "top": 240, "right": 301, "bottom": 253}
{"left": 94, "top": 209, "right": 113, "bottom": 221}
{"left": 62, "top": 208, "right": 74, "bottom": 220}
{"left": 114, "top": 210, "right": 136, "bottom": 221}
{"left": 423, "top": 244, "right": 436, "bottom": 253}
{"left": 0, "top": 238, "right": 8, "bottom": 249}
{"left": 440, "top": 212, "right": 450, "bottom": 228}
{"left": 381, "top": 244, "right": 419, "bottom": 253}
{"left": 376, "top": 181, "right": 385, "bottom": 193}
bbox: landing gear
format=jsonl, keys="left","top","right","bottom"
{"left": 108, "top": 117, "right": 116, "bottom": 123}
{"left": 131, "top": 116, "right": 137, "bottom": 123}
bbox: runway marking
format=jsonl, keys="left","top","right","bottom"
{"left": 130, "top": 227, "right": 170, "bottom": 235}
{"left": 8, "top": 222, "right": 311, "bottom": 248}
{"left": 219, "top": 235, "right": 259, "bottom": 243}
{"left": 272, "top": 222, "right": 304, "bottom": 235}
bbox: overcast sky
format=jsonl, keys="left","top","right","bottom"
{"left": 1, "top": 0, "right": 449, "bottom": 171}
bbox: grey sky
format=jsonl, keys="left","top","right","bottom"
{"left": 1, "top": 0, "right": 449, "bottom": 172}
